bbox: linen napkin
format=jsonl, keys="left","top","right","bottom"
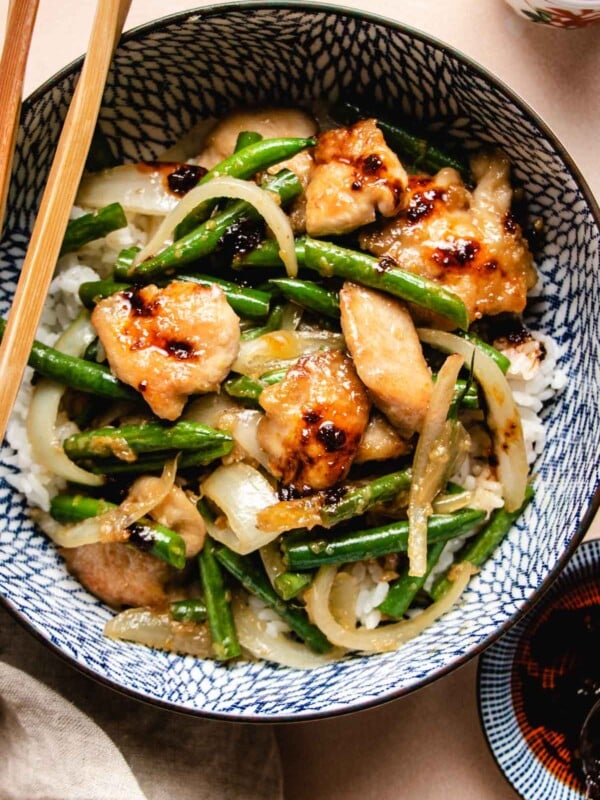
{"left": 0, "top": 606, "right": 282, "bottom": 800}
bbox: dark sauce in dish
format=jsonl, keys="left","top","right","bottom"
{"left": 512, "top": 576, "right": 600, "bottom": 793}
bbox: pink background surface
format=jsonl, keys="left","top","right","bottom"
{"left": 1, "top": 1, "right": 598, "bottom": 797}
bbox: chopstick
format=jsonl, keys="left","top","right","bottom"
{"left": 0, "top": 0, "right": 39, "bottom": 228}
{"left": 0, "top": 0, "right": 131, "bottom": 442}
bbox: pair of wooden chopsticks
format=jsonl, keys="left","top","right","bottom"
{"left": 0, "top": 0, "right": 131, "bottom": 441}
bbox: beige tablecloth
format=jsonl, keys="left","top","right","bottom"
{"left": 0, "top": 2, "right": 598, "bottom": 798}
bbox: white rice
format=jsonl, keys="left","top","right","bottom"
{"left": 248, "top": 594, "right": 291, "bottom": 639}
{"left": 0, "top": 218, "right": 148, "bottom": 510}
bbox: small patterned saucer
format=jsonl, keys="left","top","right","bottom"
{"left": 478, "top": 539, "right": 600, "bottom": 800}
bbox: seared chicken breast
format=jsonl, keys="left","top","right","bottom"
{"left": 305, "top": 119, "right": 408, "bottom": 236}
{"left": 258, "top": 349, "right": 370, "bottom": 490}
{"left": 62, "top": 543, "right": 176, "bottom": 609}
{"left": 360, "top": 151, "right": 537, "bottom": 322}
{"left": 92, "top": 282, "right": 240, "bottom": 420}
{"left": 340, "top": 283, "right": 433, "bottom": 437}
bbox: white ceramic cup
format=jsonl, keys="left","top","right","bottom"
{"left": 504, "top": 0, "right": 600, "bottom": 27}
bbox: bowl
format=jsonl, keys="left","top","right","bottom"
{"left": 503, "top": 0, "right": 600, "bottom": 28}
{"left": 0, "top": 3, "right": 598, "bottom": 721}
{"left": 478, "top": 539, "right": 600, "bottom": 800}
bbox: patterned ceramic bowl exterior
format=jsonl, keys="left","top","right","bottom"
{"left": 0, "top": 3, "right": 598, "bottom": 721}
{"left": 478, "top": 539, "right": 600, "bottom": 800}
{"left": 504, "top": 0, "right": 600, "bottom": 27}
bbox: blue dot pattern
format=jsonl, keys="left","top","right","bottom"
{"left": 0, "top": 6, "right": 598, "bottom": 720}
{"left": 478, "top": 540, "right": 600, "bottom": 800}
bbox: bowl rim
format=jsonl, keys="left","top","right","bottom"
{"left": 476, "top": 538, "right": 600, "bottom": 800}
{"left": 2, "top": 0, "right": 600, "bottom": 723}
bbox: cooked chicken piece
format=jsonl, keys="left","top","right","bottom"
{"left": 130, "top": 478, "right": 206, "bottom": 558}
{"left": 359, "top": 151, "right": 537, "bottom": 322}
{"left": 258, "top": 349, "right": 370, "bottom": 490}
{"left": 62, "top": 543, "right": 175, "bottom": 608}
{"left": 355, "top": 412, "right": 411, "bottom": 464}
{"left": 340, "top": 283, "right": 432, "bottom": 437}
{"left": 305, "top": 119, "right": 408, "bottom": 237}
{"left": 92, "top": 282, "right": 240, "bottom": 420}
{"left": 197, "top": 107, "right": 316, "bottom": 175}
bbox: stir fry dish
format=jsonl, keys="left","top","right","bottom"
{"left": 4, "top": 104, "right": 560, "bottom": 668}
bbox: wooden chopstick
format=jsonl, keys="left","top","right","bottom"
{"left": 0, "top": 0, "right": 131, "bottom": 442}
{"left": 0, "top": 0, "right": 39, "bottom": 228}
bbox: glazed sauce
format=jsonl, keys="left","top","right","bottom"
{"left": 512, "top": 576, "right": 600, "bottom": 794}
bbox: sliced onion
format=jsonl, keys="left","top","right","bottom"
{"left": 329, "top": 571, "right": 359, "bottom": 630}
{"left": 77, "top": 163, "right": 181, "bottom": 216}
{"left": 48, "top": 459, "right": 177, "bottom": 549}
{"left": 135, "top": 175, "right": 298, "bottom": 277}
{"left": 232, "top": 593, "right": 341, "bottom": 669}
{"left": 183, "top": 393, "right": 239, "bottom": 426}
{"left": 201, "top": 463, "right": 280, "bottom": 554}
{"left": 305, "top": 562, "right": 474, "bottom": 653}
{"left": 408, "top": 354, "right": 465, "bottom": 577}
{"left": 233, "top": 330, "right": 344, "bottom": 378}
{"left": 418, "top": 328, "right": 528, "bottom": 512}
{"left": 280, "top": 302, "right": 303, "bottom": 331}
{"left": 184, "top": 397, "right": 271, "bottom": 470}
{"left": 256, "top": 494, "right": 324, "bottom": 534}
{"left": 224, "top": 408, "right": 271, "bottom": 469}
{"left": 110, "top": 458, "right": 178, "bottom": 531}
{"left": 104, "top": 608, "right": 212, "bottom": 657}
{"left": 44, "top": 516, "right": 121, "bottom": 548}
{"left": 432, "top": 489, "right": 474, "bottom": 514}
{"left": 27, "top": 312, "right": 104, "bottom": 487}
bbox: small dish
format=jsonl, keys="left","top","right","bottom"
{"left": 478, "top": 539, "right": 600, "bottom": 800}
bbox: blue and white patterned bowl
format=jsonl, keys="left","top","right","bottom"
{"left": 478, "top": 539, "right": 600, "bottom": 800}
{"left": 0, "top": 3, "right": 598, "bottom": 721}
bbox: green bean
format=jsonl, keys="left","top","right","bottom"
{"left": 199, "top": 538, "right": 242, "bottom": 661}
{"left": 214, "top": 544, "right": 331, "bottom": 654}
{"left": 125, "top": 169, "right": 302, "bottom": 281}
{"left": 169, "top": 599, "right": 207, "bottom": 624}
{"left": 175, "top": 136, "right": 315, "bottom": 239}
{"left": 79, "top": 279, "right": 129, "bottom": 308}
{"left": 49, "top": 494, "right": 186, "bottom": 569}
{"left": 378, "top": 539, "right": 446, "bottom": 618}
{"left": 240, "top": 303, "right": 285, "bottom": 341}
{"left": 430, "top": 485, "right": 534, "bottom": 601}
{"left": 268, "top": 278, "right": 340, "bottom": 319}
{"left": 63, "top": 420, "right": 233, "bottom": 461}
{"left": 303, "top": 238, "right": 469, "bottom": 330}
{"left": 79, "top": 273, "right": 270, "bottom": 320}
{"left": 456, "top": 330, "right": 511, "bottom": 374}
{"left": 273, "top": 571, "right": 313, "bottom": 601}
{"left": 0, "top": 318, "right": 137, "bottom": 401}
{"left": 320, "top": 469, "right": 413, "bottom": 526}
{"left": 177, "top": 273, "right": 270, "bottom": 319}
{"left": 450, "top": 378, "right": 479, "bottom": 411}
{"left": 332, "top": 101, "right": 469, "bottom": 179}
{"left": 235, "top": 237, "right": 306, "bottom": 269}
{"left": 83, "top": 443, "right": 233, "bottom": 475}
{"left": 60, "top": 203, "right": 127, "bottom": 256}
{"left": 222, "top": 369, "right": 286, "bottom": 403}
{"left": 234, "top": 131, "right": 263, "bottom": 150}
{"left": 113, "top": 245, "right": 140, "bottom": 279}
{"left": 282, "top": 507, "right": 486, "bottom": 570}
